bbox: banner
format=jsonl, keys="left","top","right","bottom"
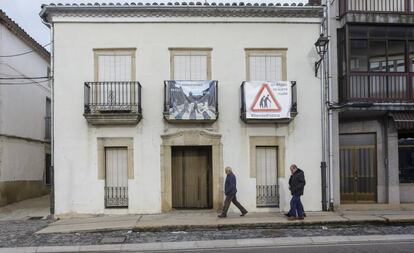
{"left": 165, "top": 80, "right": 217, "bottom": 120}
{"left": 243, "top": 81, "right": 292, "bottom": 119}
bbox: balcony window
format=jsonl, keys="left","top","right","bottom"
{"left": 350, "top": 40, "right": 368, "bottom": 72}
{"left": 368, "top": 40, "right": 386, "bottom": 72}
{"left": 84, "top": 49, "right": 141, "bottom": 125}
{"left": 246, "top": 49, "right": 286, "bottom": 82}
{"left": 409, "top": 42, "right": 414, "bottom": 72}
{"left": 388, "top": 41, "right": 406, "bottom": 72}
{"left": 170, "top": 49, "right": 211, "bottom": 80}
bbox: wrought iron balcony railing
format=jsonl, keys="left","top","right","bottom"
{"left": 340, "top": 0, "right": 414, "bottom": 16}
{"left": 339, "top": 73, "right": 414, "bottom": 104}
{"left": 84, "top": 81, "right": 142, "bottom": 125}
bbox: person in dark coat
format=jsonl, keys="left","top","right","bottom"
{"left": 287, "top": 164, "right": 306, "bottom": 220}
{"left": 218, "top": 166, "right": 248, "bottom": 218}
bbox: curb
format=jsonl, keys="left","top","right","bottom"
{"left": 2, "top": 234, "right": 414, "bottom": 253}
{"left": 132, "top": 219, "right": 414, "bottom": 232}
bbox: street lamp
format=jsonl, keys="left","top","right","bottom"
{"left": 314, "top": 33, "right": 329, "bottom": 77}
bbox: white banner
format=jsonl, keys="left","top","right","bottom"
{"left": 244, "top": 81, "right": 292, "bottom": 119}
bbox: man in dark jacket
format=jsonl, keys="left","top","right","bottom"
{"left": 287, "top": 164, "right": 306, "bottom": 220}
{"left": 218, "top": 166, "right": 248, "bottom": 218}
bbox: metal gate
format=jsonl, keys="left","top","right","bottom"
{"left": 105, "top": 147, "right": 128, "bottom": 208}
{"left": 256, "top": 146, "right": 279, "bottom": 207}
{"left": 340, "top": 134, "right": 377, "bottom": 203}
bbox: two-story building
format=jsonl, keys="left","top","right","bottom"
{"left": 0, "top": 10, "right": 51, "bottom": 207}
{"left": 41, "top": 2, "right": 324, "bottom": 215}
{"left": 329, "top": 0, "right": 414, "bottom": 207}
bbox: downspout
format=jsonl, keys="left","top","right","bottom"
{"left": 41, "top": 15, "right": 54, "bottom": 215}
{"left": 326, "top": 0, "right": 335, "bottom": 211}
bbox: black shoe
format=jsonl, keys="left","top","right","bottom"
{"left": 217, "top": 214, "right": 227, "bottom": 218}
{"left": 240, "top": 211, "right": 248, "bottom": 217}
{"left": 284, "top": 213, "right": 291, "bottom": 217}
{"left": 303, "top": 213, "right": 307, "bottom": 217}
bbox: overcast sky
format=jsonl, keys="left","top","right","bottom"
{"left": 0, "top": 0, "right": 306, "bottom": 48}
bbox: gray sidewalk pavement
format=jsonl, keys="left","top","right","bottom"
{"left": 37, "top": 209, "right": 414, "bottom": 234}
{"left": 0, "top": 195, "right": 50, "bottom": 221}
{"left": 2, "top": 234, "right": 414, "bottom": 253}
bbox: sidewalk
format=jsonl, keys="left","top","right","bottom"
{"left": 37, "top": 209, "right": 414, "bottom": 234}
{"left": 0, "top": 195, "right": 50, "bottom": 221}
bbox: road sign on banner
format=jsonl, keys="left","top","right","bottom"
{"left": 243, "top": 81, "right": 292, "bottom": 119}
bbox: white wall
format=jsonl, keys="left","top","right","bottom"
{"left": 0, "top": 23, "right": 50, "bottom": 183}
{"left": 53, "top": 19, "right": 322, "bottom": 215}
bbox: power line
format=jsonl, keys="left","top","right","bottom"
{"left": 0, "top": 76, "right": 51, "bottom": 80}
{"left": 0, "top": 42, "right": 51, "bottom": 57}
{"left": 0, "top": 79, "right": 51, "bottom": 85}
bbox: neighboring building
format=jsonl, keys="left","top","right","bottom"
{"left": 328, "top": 0, "right": 414, "bottom": 207}
{"left": 0, "top": 10, "right": 51, "bottom": 206}
{"left": 40, "top": 2, "right": 324, "bottom": 215}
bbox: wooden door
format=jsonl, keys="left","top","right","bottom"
{"left": 172, "top": 146, "right": 211, "bottom": 209}
{"left": 340, "top": 134, "right": 377, "bottom": 203}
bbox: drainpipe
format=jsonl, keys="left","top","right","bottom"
{"left": 41, "top": 16, "right": 54, "bottom": 215}
{"left": 326, "top": 0, "right": 335, "bottom": 211}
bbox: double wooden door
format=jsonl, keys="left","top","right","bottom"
{"left": 340, "top": 134, "right": 377, "bottom": 203}
{"left": 172, "top": 146, "right": 212, "bottom": 209}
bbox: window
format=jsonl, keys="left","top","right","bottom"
{"left": 170, "top": 49, "right": 211, "bottom": 80}
{"left": 350, "top": 40, "right": 368, "bottom": 72}
{"left": 409, "top": 42, "right": 414, "bottom": 72}
{"left": 94, "top": 49, "right": 136, "bottom": 81}
{"left": 246, "top": 49, "right": 286, "bottom": 82}
{"left": 369, "top": 41, "right": 386, "bottom": 72}
{"left": 399, "top": 137, "right": 414, "bottom": 184}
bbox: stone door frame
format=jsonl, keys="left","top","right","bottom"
{"left": 161, "top": 130, "right": 223, "bottom": 212}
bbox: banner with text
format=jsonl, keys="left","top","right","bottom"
{"left": 165, "top": 80, "right": 217, "bottom": 121}
{"left": 243, "top": 81, "right": 292, "bottom": 119}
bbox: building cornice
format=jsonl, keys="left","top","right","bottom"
{"left": 40, "top": 2, "right": 323, "bottom": 23}
{"left": 0, "top": 10, "right": 50, "bottom": 62}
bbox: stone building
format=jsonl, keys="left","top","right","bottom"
{"left": 40, "top": 2, "right": 324, "bottom": 215}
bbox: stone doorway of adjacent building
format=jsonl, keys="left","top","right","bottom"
{"left": 161, "top": 130, "right": 223, "bottom": 212}
{"left": 171, "top": 146, "right": 212, "bottom": 209}
{"left": 339, "top": 133, "right": 377, "bottom": 203}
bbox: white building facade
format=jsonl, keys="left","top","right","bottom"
{"left": 0, "top": 10, "right": 51, "bottom": 207}
{"left": 41, "top": 2, "right": 324, "bottom": 215}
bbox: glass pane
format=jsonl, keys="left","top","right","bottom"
{"left": 399, "top": 138, "right": 414, "bottom": 183}
{"left": 369, "top": 41, "right": 386, "bottom": 72}
{"left": 369, "top": 26, "right": 386, "bottom": 38}
{"left": 350, "top": 40, "right": 368, "bottom": 72}
{"left": 349, "top": 26, "right": 368, "bottom": 38}
{"left": 339, "top": 134, "right": 376, "bottom": 146}
{"left": 410, "top": 42, "right": 414, "bottom": 72}
{"left": 388, "top": 27, "right": 406, "bottom": 38}
{"left": 387, "top": 41, "right": 405, "bottom": 72}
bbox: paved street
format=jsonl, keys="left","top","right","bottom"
{"left": 1, "top": 218, "right": 414, "bottom": 248}
{"left": 148, "top": 241, "right": 414, "bottom": 253}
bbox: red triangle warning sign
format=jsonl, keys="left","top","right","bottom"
{"left": 250, "top": 83, "right": 282, "bottom": 112}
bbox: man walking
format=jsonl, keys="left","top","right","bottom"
{"left": 287, "top": 164, "right": 306, "bottom": 220}
{"left": 218, "top": 167, "right": 248, "bottom": 218}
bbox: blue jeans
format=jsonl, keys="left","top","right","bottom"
{"left": 288, "top": 195, "right": 304, "bottom": 217}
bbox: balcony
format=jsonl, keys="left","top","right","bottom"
{"left": 339, "top": 73, "right": 414, "bottom": 105}
{"left": 240, "top": 81, "right": 297, "bottom": 123}
{"left": 84, "top": 81, "right": 142, "bottom": 125}
{"left": 340, "top": 0, "right": 414, "bottom": 15}
{"left": 163, "top": 80, "right": 218, "bottom": 123}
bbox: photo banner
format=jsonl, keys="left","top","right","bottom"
{"left": 165, "top": 80, "right": 217, "bottom": 120}
{"left": 243, "top": 81, "right": 292, "bottom": 119}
